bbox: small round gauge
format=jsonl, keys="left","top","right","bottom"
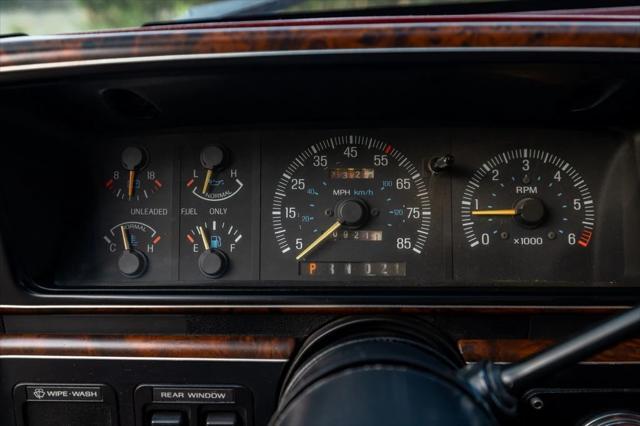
{"left": 103, "top": 221, "right": 162, "bottom": 278}
{"left": 184, "top": 220, "right": 243, "bottom": 278}
{"left": 460, "top": 148, "right": 595, "bottom": 249}
{"left": 271, "top": 135, "right": 431, "bottom": 268}
{"left": 186, "top": 144, "right": 244, "bottom": 202}
{"left": 104, "top": 146, "right": 163, "bottom": 201}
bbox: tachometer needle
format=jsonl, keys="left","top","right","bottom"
{"left": 120, "top": 225, "right": 131, "bottom": 251}
{"left": 197, "top": 226, "right": 211, "bottom": 251}
{"left": 296, "top": 220, "right": 343, "bottom": 261}
{"left": 202, "top": 168, "right": 214, "bottom": 194}
{"left": 127, "top": 170, "right": 136, "bottom": 199}
{"left": 471, "top": 209, "right": 518, "bottom": 216}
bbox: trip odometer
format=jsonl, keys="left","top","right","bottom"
{"left": 271, "top": 135, "right": 431, "bottom": 278}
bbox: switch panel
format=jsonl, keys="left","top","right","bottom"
{"left": 135, "top": 385, "right": 252, "bottom": 426}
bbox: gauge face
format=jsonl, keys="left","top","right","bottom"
{"left": 185, "top": 220, "right": 243, "bottom": 254}
{"left": 460, "top": 149, "right": 595, "bottom": 250}
{"left": 104, "top": 221, "right": 161, "bottom": 254}
{"left": 180, "top": 219, "right": 245, "bottom": 280}
{"left": 186, "top": 169, "right": 244, "bottom": 202}
{"left": 104, "top": 146, "right": 163, "bottom": 201}
{"left": 102, "top": 221, "right": 164, "bottom": 279}
{"left": 185, "top": 144, "right": 244, "bottom": 202}
{"left": 179, "top": 137, "right": 258, "bottom": 282}
{"left": 270, "top": 135, "right": 431, "bottom": 277}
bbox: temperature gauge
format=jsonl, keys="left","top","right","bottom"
{"left": 103, "top": 221, "right": 162, "bottom": 278}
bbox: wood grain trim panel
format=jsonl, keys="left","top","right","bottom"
{"left": 0, "top": 334, "right": 295, "bottom": 360}
{"left": 1, "top": 21, "right": 639, "bottom": 68}
{"left": 459, "top": 338, "right": 640, "bottom": 363}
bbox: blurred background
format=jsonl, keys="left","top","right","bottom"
{"left": 0, "top": 0, "right": 450, "bottom": 35}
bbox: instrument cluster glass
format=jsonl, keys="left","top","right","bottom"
{"left": 41, "top": 128, "right": 627, "bottom": 288}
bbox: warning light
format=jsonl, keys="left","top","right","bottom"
{"left": 308, "top": 262, "right": 318, "bottom": 275}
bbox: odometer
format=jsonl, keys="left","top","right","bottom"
{"left": 271, "top": 135, "right": 431, "bottom": 272}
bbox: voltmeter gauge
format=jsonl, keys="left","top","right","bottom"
{"left": 186, "top": 144, "right": 244, "bottom": 202}
{"left": 460, "top": 149, "right": 595, "bottom": 249}
{"left": 104, "top": 146, "right": 164, "bottom": 201}
{"left": 103, "top": 221, "right": 162, "bottom": 278}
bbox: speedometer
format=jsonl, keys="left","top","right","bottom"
{"left": 270, "top": 135, "right": 431, "bottom": 278}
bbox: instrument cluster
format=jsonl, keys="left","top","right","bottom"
{"left": 46, "top": 128, "right": 631, "bottom": 288}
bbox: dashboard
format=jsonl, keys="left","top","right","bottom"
{"left": 1, "top": 8, "right": 640, "bottom": 426}
{"left": 2, "top": 127, "right": 635, "bottom": 290}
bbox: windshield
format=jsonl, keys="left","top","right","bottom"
{"left": 1, "top": 0, "right": 513, "bottom": 35}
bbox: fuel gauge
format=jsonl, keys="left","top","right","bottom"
{"left": 179, "top": 137, "right": 257, "bottom": 282}
{"left": 183, "top": 220, "right": 243, "bottom": 279}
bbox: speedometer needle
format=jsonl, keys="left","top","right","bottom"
{"left": 471, "top": 209, "right": 518, "bottom": 216}
{"left": 296, "top": 220, "right": 343, "bottom": 261}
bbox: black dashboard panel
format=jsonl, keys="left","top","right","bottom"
{"left": 1, "top": 13, "right": 640, "bottom": 426}
{"left": 0, "top": 127, "right": 635, "bottom": 290}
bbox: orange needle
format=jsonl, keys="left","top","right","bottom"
{"left": 127, "top": 170, "right": 135, "bottom": 199}
{"left": 471, "top": 209, "right": 518, "bottom": 216}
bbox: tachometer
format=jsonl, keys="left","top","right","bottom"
{"left": 460, "top": 148, "right": 595, "bottom": 249}
{"left": 271, "top": 135, "right": 431, "bottom": 277}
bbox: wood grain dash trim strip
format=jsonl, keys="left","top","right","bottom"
{"left": 0, "top": 334, "right": 295, "bottom": 360}
{"left": 1, "top": 21, "right": 639, "bottom": 68}
{"left": 459, "top": 338, "right": 640, "bottom": 364}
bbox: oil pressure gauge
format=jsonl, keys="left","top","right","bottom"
{"left": 185, "top": 144, "right": 244, "bottom": 202}
{"left": 179, "top": 137, "right": 257, "bottom": 282}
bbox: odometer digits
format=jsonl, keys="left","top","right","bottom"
{"left": 271, "top": 135, "right": 431, "bottom": 270}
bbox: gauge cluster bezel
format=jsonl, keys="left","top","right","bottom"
{"left": 0, "top": 126, "right": 635, "bottom": 292}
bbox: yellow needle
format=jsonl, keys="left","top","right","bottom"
{"left": 471, "top": 209, "right": 518, "bottom": 216}
{"left": 296, "top": 220, "right": 343, "bottom": 261}
{"left": 197, "top": 226, "right": 211, "bottom": 251}
{"left": 202, "top": 169, "right": 213, "bottom": 194}
{"left": 127, "top": 170, "right": 135, "bottom": 199}
{"left": 120, "top": 225, "right": 131, "bottom": 251}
